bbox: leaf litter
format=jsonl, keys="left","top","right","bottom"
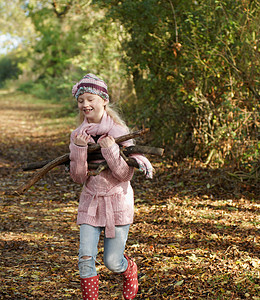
{"left": 0, "top": 92, "right": 259, "bottom": 299}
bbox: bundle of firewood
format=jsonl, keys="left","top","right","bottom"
{"left": 14, "top": 129, "right": 164, "bottom": 195}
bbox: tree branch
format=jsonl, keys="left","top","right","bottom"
{"left": 14, "top": 128, "right": 154, "bottom": 195}
{"left": 52, "top": 0, "right": 73, "bottom": 18}
{"left": 23, "top": 144, "right": 164, "bottom": 171}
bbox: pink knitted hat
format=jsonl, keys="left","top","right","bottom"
{"left": 72, "top": 73, "right": 109, "bottom": 101}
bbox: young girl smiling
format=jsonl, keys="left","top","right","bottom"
{"left": 69, "top": 74, "right": 152, "bottom": 299}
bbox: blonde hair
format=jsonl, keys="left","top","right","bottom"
{"left": 77, "top": 103, "right": 128, "bottom": 129}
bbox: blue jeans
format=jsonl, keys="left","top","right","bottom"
{"left": 78, "top": 224, "right": 130, "bottom": 278}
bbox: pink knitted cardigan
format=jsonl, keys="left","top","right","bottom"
{"left": 69, "top": 112, "right": 152, "bottom": 238}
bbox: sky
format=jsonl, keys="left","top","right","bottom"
{"left": 0, "top": 34, "right": 21, "bottom": 55}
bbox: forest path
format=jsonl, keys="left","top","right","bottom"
{"left": 0, "top": 90, "right": 259, "bottom": 299}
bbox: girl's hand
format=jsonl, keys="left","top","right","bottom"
{"left": 73, "top": 133, "right": 90, "bottom": 147}
{"left": 98, "top": 135, "right": 115, "bottom": 148}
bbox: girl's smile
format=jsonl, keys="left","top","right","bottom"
{"left": 83, "top": 107, "right": 94, "bottom": 113}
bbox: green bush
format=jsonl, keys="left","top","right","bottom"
{"left": 0, "top": 54, "right": 22, "bottom": 87}
{"left": 93, "top": 0, "right": 259, "bottom": 165}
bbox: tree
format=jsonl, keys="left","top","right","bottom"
{"left": 93, "top": 0, "right": 259, "bottom": 164}
{"left": 0, "top": 0, "right": 36, "bottom": 51}
{"left": 14, "top": 0, "right": 128, "bottom": 101}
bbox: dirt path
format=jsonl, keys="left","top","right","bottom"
{"left": 0, "top": 90, "right": 259, "bottom": 299}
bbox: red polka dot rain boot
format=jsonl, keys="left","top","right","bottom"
{"left": 122, "top": 255, "right": 138, "bottom": 299}
{"left": 80, "top": 275, "right": 99, "bottom": 300}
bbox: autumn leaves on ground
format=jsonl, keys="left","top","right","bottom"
{"left": 0, "top": 90, "right": 259, "bottom": 300}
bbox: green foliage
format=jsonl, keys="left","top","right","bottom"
{"left": 25, "top": 1, "right": 81, "bottom": 79}
{"left": 177, "top": 0, "right": 260, "bottom": 164}
{"left": 93, "top": 0, "right": 193, "bottom": 149}
{"left": 93, "top": 0, "right": 259, "bottom": 165}
{"left": 18, "top": 76, "right": 74, "bottom": 102}
{"left": 0, "top": 54, "right": 22, "bottom": 87}
{"left": 18, "top": 1, "right": 128, "bottom": 102}
{"left": 69, "top": 14, "right": 128, "bottom": 103}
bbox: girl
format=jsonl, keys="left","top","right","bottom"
{"left": 69, "top": 74, "right": 153, "bottom": 300}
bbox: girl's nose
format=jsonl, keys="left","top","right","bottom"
{"left": 82, "top": 99, "right": 89, "bottom": 106}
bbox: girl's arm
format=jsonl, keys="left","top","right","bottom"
{"left": 69, "top": 133, "right": 89, "bottom": 184}
{"left": 101, "top": 141, "right": 134, "bottom": 182}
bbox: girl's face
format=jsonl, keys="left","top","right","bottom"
{"left": 77, "top": 93, "right": 107, "bottom": 123}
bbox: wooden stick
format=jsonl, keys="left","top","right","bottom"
{"left": 23, "top": 144, "right": 164, "bottom": 171}
{"left": 14, "top": 154, "right": 69, "bottom": 195}
{"left": 14, "top": 128, "right": 151, "bottom": 195}
{"left": 87, "top": 128, "right": 150, "bottom": 153}
{"left": 88, "top": 158, "right": 139, "bottom": 176}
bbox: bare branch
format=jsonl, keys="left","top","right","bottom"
{"left": 52, "top": 0, "right": 73, "bottom": 18}
{"left": 14, "top": 129, "right": 153, "bottom": 195}
{"left": 22, "top": 144, "right": 164, "bottom": 172}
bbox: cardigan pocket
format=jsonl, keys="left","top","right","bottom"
{"left": 111, "top": 192, "right": 133, "bottom": 213}
{"left": 78, "top": 192, "right": 92, "bottom": 213}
